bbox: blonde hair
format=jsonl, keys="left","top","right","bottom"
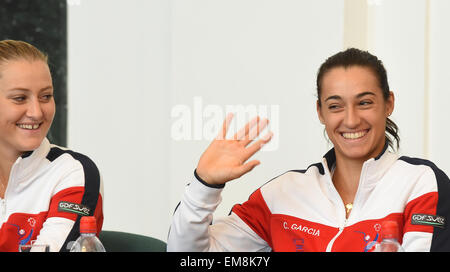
{"left": 0, "top": 40, "right": 48, "bottom": 66}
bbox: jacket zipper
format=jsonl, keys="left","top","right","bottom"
{"left": 326, "top": 218, "right": 347, "bottom": 252}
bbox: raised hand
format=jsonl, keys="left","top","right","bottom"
{"left": 196, "top": 113, "right": 273, "bottom": 186}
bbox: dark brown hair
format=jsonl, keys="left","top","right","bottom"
{"left": 316, "top": 48, "right": 400, "bottom": 151}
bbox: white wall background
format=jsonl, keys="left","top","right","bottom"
{"left": 67, "top": 0, "right": 450, "bottom": 242}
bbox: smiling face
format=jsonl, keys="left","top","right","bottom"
{"left": 317, "top": 65, "right": 394, "bottom": 162}
{"left": 0, "top": 59, "right": 55, "bottom": 157}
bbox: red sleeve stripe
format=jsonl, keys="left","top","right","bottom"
{"left": 232, "top": 189, "right": 273, "bottom": 247}
{"left": 46, "top": 147, "right": 103, "bottom": 251}
{"left": 403, "top": 191, "right": 438, "bottom": 234}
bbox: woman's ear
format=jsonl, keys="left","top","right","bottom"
{"left": 386, "top": 91, "right": 395, "bottom": 117}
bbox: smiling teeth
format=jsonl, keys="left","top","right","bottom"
{"left": 18, "top": 124, "right": 40, "bottom": 130}
{"left": 342, "top": 131, "right": 367, "bottom": 139}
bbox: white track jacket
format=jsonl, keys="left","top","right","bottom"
{"left": 168, "top": 145, "right": 450, "bottom": 252}
{"left": 0, "top": 138, "right": 103, "bottom": 252}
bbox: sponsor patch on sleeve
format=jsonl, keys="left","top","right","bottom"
{"left": 411, "top": 213, "right": 445, "bottom": 229}
{"left": 58, "top": 201, "right": 90, "bottom": 216}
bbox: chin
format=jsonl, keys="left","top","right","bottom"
{"left": 17, "top": 139, "right": 44, "bottom": 152}
{"left": 336, "top": 145, "right": 374, "bottom": 161}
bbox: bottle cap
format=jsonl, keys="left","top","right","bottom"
{"left": 381, "top": 220, "right": 399, "bottom": 240}
{"left": 80, "top": 216, "right": 97, "bottom": 234}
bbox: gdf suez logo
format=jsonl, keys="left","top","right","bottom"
{"left": 411, "top": 214, "right": 445, "bottom": 228}
{"left": 58, "top": 201, "right": 90, "bottom": 216}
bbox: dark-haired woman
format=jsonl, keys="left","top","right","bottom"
{"left": 167, "top": 48, "right": 450, "bottom": 252}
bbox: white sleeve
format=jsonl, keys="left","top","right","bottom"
{"left": 402, "top": 231, "right": 433, "bottom": 252}
{"left": 33, "top": 217, "right": 75, "bottom": 252}
{"left": 167, "top": 174, "right": 270, "bottom": 252}
{"left": 35, "top": 160, "right": 103, "bottom": 252}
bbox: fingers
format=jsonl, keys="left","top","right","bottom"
{"left": 216, "top": 112, "right": 234, "bottom": 140}
{"left": 240, "top": 118, "right": 269, "bottom": 146}
{"left": 218, "top": 114, "right": 269, "bottom": 145}
{"left": 233, "top": 116, "right": 260, "bottom": 141}
{"left": 232, "top": 116, "right": 269, "bottom": 146}
{"left": 233, "top": 160, "right": 261, "bottom": 178}
{"left": 242, "top": 131, "right": 273, "bottom": 161}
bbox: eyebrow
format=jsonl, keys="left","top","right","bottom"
{"left": 6, "top": 86, "right": 53, "bottom": 92}
{"left": 324, "top": 91, "right": 376, "bottom": 102}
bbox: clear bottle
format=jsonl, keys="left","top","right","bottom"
{"left": 70, "top": 216, "right": 106, "bottom": 252}
{"left": 373, "top": 220, "right": 404, "bottom": 252}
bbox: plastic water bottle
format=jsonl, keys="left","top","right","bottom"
{"left": 373, "top": 220, "right": 404, "bottom": 252}
{"left": 70, "top": 216, "right": 106, "bottom": 252}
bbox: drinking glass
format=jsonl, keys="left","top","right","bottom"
{"left": 19, "top": 241, "right": 50, "bottom": 252}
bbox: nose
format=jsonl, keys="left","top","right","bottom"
{"left": 26, "top": 98, "right": 44, "bottom": 120}
{"left": 343, "top": 106, "right": 360, "bottom": 129}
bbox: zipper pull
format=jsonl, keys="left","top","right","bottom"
{"left": 342, "top": 219, "right": 348, "bottom": 230}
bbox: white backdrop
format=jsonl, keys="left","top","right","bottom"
{"left": 67, "top": 0, "right": 450, "bottom": 242}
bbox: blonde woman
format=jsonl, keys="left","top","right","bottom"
{"left": 0, "top": 40, "right": 103, "bottom": 252}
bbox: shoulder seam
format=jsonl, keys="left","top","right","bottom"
{"left": 288, "top": 162, "right": 324, "bottom": 175}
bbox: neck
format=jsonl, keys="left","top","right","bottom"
{"left": 331, "top": 140, "right": 387, "bottom": 204}
{"left": 0, "top": 163, "right": 13, "bottom": 199}
{"left": 0, "top": 146, "right": 22, "bottom": 191}
{"left": 332, "top": 155, "right": 364, "bottom": 205}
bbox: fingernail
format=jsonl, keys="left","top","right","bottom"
{"left": 261, "top": 131, "right": 273, "bottom": 141}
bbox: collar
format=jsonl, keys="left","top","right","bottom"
{"left": 12, "top": 138, "right": 51, "bottom": 182}
{"left": 321, "top": 143, "right": 399, "bottom": 190}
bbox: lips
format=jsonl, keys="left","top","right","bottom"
{"left": 16, "top": 123, "right": 41, "bottom": 130}
{"left": 341, "top": 129, "right": 369, "bottom": 140}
